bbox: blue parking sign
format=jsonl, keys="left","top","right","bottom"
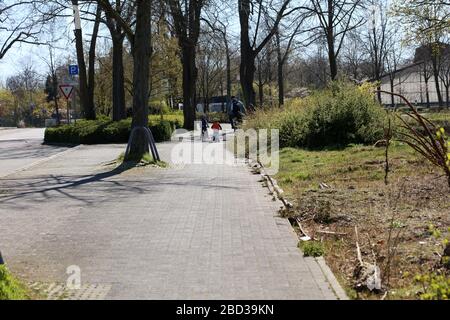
{"left": 69, "top": 65, "right": 79, "bottom": 75}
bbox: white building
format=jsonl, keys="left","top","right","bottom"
{"left": 379, "top": 62, "right": 448, "bottom": 107}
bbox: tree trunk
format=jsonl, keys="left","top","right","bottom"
{"left": 225, "top": 40, "right": 231, "bottom": 113}
{"left": 390, "top": 76, "right": 395, "bottom": 108}
{"left": 277, "top": 59, "right": 284, "bottom": 107}
{"left": 181, "top": 45, "right": 197, "bottom": 130}
{"left": 431, "top": 55, "right": 443, "bottom": 108}
{"left": 326, "top": 17, "right": 338, "bottom": 81}
{"left": 52, "top": 73, "right": 61, "bottom": 125}
{"left": 126, "top": 0, "right": 152, "bottom": 161}
{"left": 240, "top": 49, "right": 256, "bottom": 107}
{"left": 258, "top": 71, "right": 264, "bottom": 107}
{"left": 86, "top": 6, "right": 101, "bottom": 121}
{"left": 112, "top": 35, "right": 126, "bottom": 121}
{"left": 275, "top": 30, "right": 284, "bottom": 107}
{"left": 445, "top": 85, "right": 449, "bottom": 108}
{"left": 327, "top": 41, "right": 338, "bottom": 81}
{"left": 425, "top": 78, "right": 430, "bottom": 108}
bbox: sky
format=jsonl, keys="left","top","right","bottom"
{"left": 0, "top": 4, "right": 96, "bottom": 85}
{"left": 0, "top": 0, "right": 404, "bottom": 85}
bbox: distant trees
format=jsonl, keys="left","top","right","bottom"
{"left": 307, "top": 0, "right": 365, "bottom": 81}
{"left": 203, "top": 4, "right": 236, "bottom": 112}
{"left": 238, "top": 0, "right": 292, "bottom": 108}
{"left": 2, "top": 0, "right": 450, "bottom": 134}
{"left": 5, "top": 65, "right": 47, "bottom": 126}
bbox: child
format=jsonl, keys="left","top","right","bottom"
{"left": 201, "top": 115, "right": 209, "bottom": 142}
{"left": 211, "top": 121, "right": 223, "bottom": 142}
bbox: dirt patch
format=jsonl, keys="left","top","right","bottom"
{"left": 276, "top": 146, "right": 450, "bottom": 299}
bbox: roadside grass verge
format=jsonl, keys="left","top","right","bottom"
{"left": 0, "top": 265, "right": 28, "bottom": 300}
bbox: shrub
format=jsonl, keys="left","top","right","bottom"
{"left": 415, "top": 273, "right": 450, "bottom": 300}
{"left": 151, "top": 120, "right": 173, "bottom": 142}
{"left": 0, "top": 265, "right": 27, "bottom": 300}
{"left": 245, "top": 82, "right": 385, "bottom": 149}
{"left": 45, "top": 117, "right": 179, "bottom": 145}
{"left": 298, "top": 241, "right": 325, "bottom": 257}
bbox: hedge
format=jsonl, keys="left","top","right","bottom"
{"left": 44, "top": 117, "right": 180, "bottom": 145}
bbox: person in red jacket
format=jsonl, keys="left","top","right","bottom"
{"left": 211, "top": 121, "right": 222, "bottom": 142}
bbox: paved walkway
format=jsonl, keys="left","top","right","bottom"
{"left": 0, "top": 134, "right": 340, "bottom": 299}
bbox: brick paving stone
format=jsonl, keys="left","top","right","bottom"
{"left": 0, "top": 137, "right": 339, "bottom": 300}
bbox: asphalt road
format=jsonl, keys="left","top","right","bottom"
{"left": 0, "top": 128, "right": 70, "bottom": 178}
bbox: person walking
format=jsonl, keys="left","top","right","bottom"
{"left": 201, "top": 114, "right": 209, "bottom": 142}
{"left": 230, "top": 96, "right": 243, "bottom": 130}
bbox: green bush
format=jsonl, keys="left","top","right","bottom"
{"left": 0, "top": 265, "right": 27, "bottom": 300}
{"left": 245, "top": 82, "right": 385, "bottom": 149}
{"left": 415, "top": 273, "right": 450, "bottom": 300}
{"left": 45, "top": 116, "right": 179, "bottom": 145}
{"left": 298, "top": 241, "right": 325, "bottom": 257}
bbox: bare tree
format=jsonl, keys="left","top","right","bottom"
{"left": 203, "top": 5, "right": 236, "bottom": 113}
{"left": 238, "top": 0, "right": 292, "bottom": 107}
{"left": 308, "top": 0, "right": 365, "bottom": 81}
{"left": 98, "top": 0, "right": 156, "bottom": 160}
{"left": 274, "top": 10, "right": 312, "bottom": 107}
{"left": 384, "top": 33, "right": 404, "bottom": 108}
{"left": 42, "top": 33, "right": 62, "bottom": 126}
{"left": 167, "top": 0, "right": 205, "bottom": 130}
{"left": 364, "top": 1, "right": 390, "bottom": 103}
{"left": 340, "top": 31, "right": 366, "bottom": 81}
{"left": 102, "top": 0, "right": 136, "bottom": 121}
{"left": 0, "top": 1, "right": 52, "bottom": 60}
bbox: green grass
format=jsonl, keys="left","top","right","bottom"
{"left": 117, "top": 152, "right": 167, "bottom": 168}
{"left": 298, "top": 241, "right": 325, "bottom": 257}
{"left": 423, "top": 110, "right": 450, "bottom": 123}
{"left": 0, "top": 265, "right": 28, "bottom": 300}
{"left": 275, "top": 143, "right": 420, "bottom": 195}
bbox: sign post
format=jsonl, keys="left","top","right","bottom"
{"left": 60, "top": 85, "right": 74, "bottom": 124}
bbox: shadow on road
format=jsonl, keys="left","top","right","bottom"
{"left": 0, "top": 162, "right": 242, "bottom": 209}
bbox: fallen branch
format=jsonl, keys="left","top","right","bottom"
{"left": 355, "top": 226, "right": 363, "bottom": 265}
{"left": 296, "top": 217, "right": 312, "bottom": 241}
{"left": 317, "top": 230, "right": 347, "bottom": 236}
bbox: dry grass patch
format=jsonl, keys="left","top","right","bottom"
{"left": 276, "top": 143, "right": 450, "bottom": 299}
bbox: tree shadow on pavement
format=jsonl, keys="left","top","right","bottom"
{"left": 0, "top": 162, "right": 143, "bottom": 207}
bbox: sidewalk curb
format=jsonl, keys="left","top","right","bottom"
{"left": 315, "top": 257, "right": 349, "bottom": 300}
{"left": 0, "top": 145, "right": 83, "bottom": 180}
{"left": 249, "top": 159, "right": 349, "bottom": 300}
